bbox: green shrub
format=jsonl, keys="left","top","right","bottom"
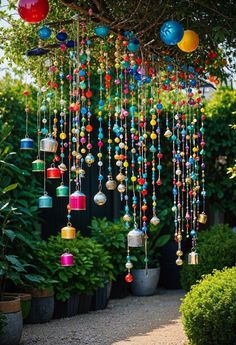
{"left": 180, "top": 267, "right": 236, "bottom": 345}
{"left": 180, "top": 224, "right": 236, "bottom": 290}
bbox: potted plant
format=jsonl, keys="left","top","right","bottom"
{"left": 35, "top": 233, "right": 113, "bottom": 317}
{"left": 130, "top": 224, "right": 170, "bottom": 296}
{"left": 90, "top": 217, "right": 129, "bottom": 299}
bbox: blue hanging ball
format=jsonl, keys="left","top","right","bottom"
{"left": 38, "top": 26, "right": 51, "bottom": 40}
{"left": 127, "top": 41, "right": 140, "bottom": 52}
{"left": 160, "top": 20, "right": 184, "bottom": 45}
{"left": 94, "top": 25, "right": 110, "bottom": 37}
{"left": 56, "top": 31, "right": 68, "bottom": 42}
{"left": 66, "top": 40, "right": 75, "bottom": 48}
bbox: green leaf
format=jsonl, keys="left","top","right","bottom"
{"left": 156, "top": 234, "right": 171, "bottom": 247}
{"left": 2, "top": 183, "right": 18, "bottom": 194}
{"left": 3, "top": 229, "right": 16, "bottom": 242}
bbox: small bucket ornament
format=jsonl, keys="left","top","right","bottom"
{"left": 20, "top": 137, "right": 34, "bottom": 150}
{"left": 198, "top": 212, "right": 207, "bottom": 224}
{"left": 38, "top": 193, "right": 52, "bottom": 208}
{"left": 69, "top": 190, "right": 86, "bottom": 210}
{"left": 40, "top": 136, "right": 58, "bottom": 153}
{"left": 188, "top": 250, "right": 199, "bottom": 265}
{"left": 47, "top": 165, "right": 61, "bottom": 179}
{"left": 60, "top": 252, "right": 74, "bottom": 267}
{"left": 56, "top": 184, "right": 69, "bottom": 197}
{"left": 61, "top": 224, "right": 76, "bottom": 239}
{"left": 32, "top": 159, "right": 45, "bottom": 172}
{"left": 128, "top": 227, "right": 144, "bottom": 248}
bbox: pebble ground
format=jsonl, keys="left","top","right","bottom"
{"left": 21, "top": 290, "right": 187, "bottom": 345}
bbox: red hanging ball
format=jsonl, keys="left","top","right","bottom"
{"left": 18, "top": 0, "right": 49, "bottom": 23}
{"left": 125, "top": 273, "right": 134, "bottom": 283}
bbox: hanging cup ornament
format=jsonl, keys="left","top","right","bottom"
{"left": 61, "top": 224, "right": 76, "bottom": 240}
{"left": 188, "top": 251, "right": 199, "bottom": 265}
{"left": 18, "top": 0, "right": 49, "bottom": 23}
{"left": 60, "top": 252, "right": 74, "bottom": 267}
{"left": 69, "top": 191, "right": 86, "bottom": 211}
{"left": 38, "top": 193, "right": 52, "bottom": 208}
{"left": 198, "top": 212, "right": 207, "bottom": 224}
{"left": 127, "top": 228, "right": 144, "bottom": 248}
{"left": 40, "top": 136, "right": 58, "bottom": 153}
{"left": 105, "top": 178, "right": 117, "bottom": 191}
{"left": 47, "top": 165, "right": 61, "bottom": 179}
{"left": 94, "top": 191, "right": 107, "bottom": 206}
{"left": 20, "top": 137, "right": 33, "bottom": 150}
{"left": 56, "top": 184, "right": 69, "bottom": 197}
{"left": 32, "top": 159, "right": 45, "bottom": 172}
{"left": 160, "top": 20, "right": 184, "bottom": 45}
{"left": 150, "top": 216, "right": 160, "bottom": 226}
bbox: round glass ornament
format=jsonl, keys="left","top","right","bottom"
{"left": 18, "top": 0, "right": 49, "bottom": 23}
{"left": 38, "top": 26, "right": 51, "bottom": 40}
{"left": 178, "top": 30, "right": 199, "bottom": 52}
{"left": 160, "top": 20, "right": 184, "bottom": 45}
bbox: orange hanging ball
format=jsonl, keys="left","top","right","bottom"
{"left": 177, "top": 30, "right": 199, "bottom": 53}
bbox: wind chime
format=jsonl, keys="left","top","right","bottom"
{"left": 18, "top": 0, "right": 208, "bottom": 279}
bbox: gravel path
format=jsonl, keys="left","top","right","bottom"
{"left": 21, "top": 290, "right": 187, "bottom": 345}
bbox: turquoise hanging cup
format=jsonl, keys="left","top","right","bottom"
{"left": 38, "top": 193, "right": 52, "bottom": 208}
{"left": 56, "top": 184, "right": 69, "bottom": 197}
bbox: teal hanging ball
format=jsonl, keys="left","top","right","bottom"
{"left": 38, "top": 26, "right": 51, "bottom": 40}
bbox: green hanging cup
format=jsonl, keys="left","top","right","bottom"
{"left": 32, "top": 159, "right": 45, "bottom": 172}
{"left": 56, "top": 184, "right": 69, "bottom": 197}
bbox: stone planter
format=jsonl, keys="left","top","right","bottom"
{"left": 131, "top": 268, "right": 160, "bottom": 296}
{"left": 0, "top": 296, "right": 23, "bottom": 345}
{"left": 78, "top": 294, "right": 92, "bottom": 314}
{"left": 25, "top": 288, "right": 54, "bottom": 324}
{"left": 91, "top": 282, "right": 110, "bottom": 311}
{"left": 53, "top": 293, "right": 80, "bottom": 318}
{"left": 4, "top": 293, "right": 32, "bottom": 321}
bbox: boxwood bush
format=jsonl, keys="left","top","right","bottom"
{"left": 180, "top": 224, "right": 236, "bottom": 290}
{"left": 180, "top": 267, "right": 236, "bottom": 345}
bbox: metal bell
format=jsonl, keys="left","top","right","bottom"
{"left": 20, "top": 137, "right": 34, "bottom": 150}
{"left": 56, "top": 184, "right": 69, "bottom": 197}
{"left": 60, "top": 253, "right": 74, "bottom": 267}
{"left": 32, "top": 159, "right": 45, "bottom": 172}
{"left": 94, "top": 191, "right": 107, "bottom": 206}
{"left": 61, "top": 225, "right": 76, "bottom": 239}
{"left": 69, "top": 191, "right": 86, "bottom": 210}
{"left": 198, "top": 212, "right": 207, "bottom": 224}
{"left": 188, "top": 251, "right": 199, "bottom": 265}
{"left": 164, "top": 129, "right": 172, "bottom": 138}
{"left": 105, "top": 179, "right": 117, "bottom": 191}
{"left": 47, "top": 166, "right": 61, "bottom": 179}
{"left": 127, "top": 228, "right": 144, "bottom": 248}
{"left": 38, "top": 194, "right": 53, "bottom": 208}
{"left": 40, "top": 136, "right": 58, "bottom": 153}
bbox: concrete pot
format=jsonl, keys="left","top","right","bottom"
{"left": 25, "top": 288, "right": 54, "bottom": 324}
{"left": 53, "top": 293, "right": 80, "bottom": 318}
{"left": 0, "top": 296, "right": 23, "bottom": 345}
{"left": 4, "top": 293, "right": 32, "bottom": 321}
{"left": 131, "top": 268, "right": 160, "bottom": 296}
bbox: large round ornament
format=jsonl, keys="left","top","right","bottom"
{"left": 160, "top": 20, "right": 184, "bottom": 45}
{"left": 18, "top": 0, "right": 49, "bottom": 23}
{"left": 38, "top": 26, "right": 51, "bottom": 40}
{"left": 177, "top": 30, "right": 199, "bottom": 53}
{"left": 94, "top": 191, "right": 107, "bottom": 206}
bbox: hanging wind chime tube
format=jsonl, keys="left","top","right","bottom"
{"left": 20, "top": 89, "right": 34, "bottom": 150}
{"left": 33, "top": 83, "right": 45, "bottom": 172}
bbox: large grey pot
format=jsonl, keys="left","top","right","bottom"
{"left": 131, "top": 268, "right": 160, "bottom": 296}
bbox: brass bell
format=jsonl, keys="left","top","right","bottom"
{"left": 106, "top": 179, "right": 117, "bottom": 191}
{"left": 40, "top": 136, "right": 58, "bottom": 153}
{"left": 188, "top": 251, "right": 199, "bottom": 265}
{"left": 127, "top": 228, "right": 144, "bottom": 248}
{"left": 61, "top": 225, "right": 76, "bottom": 239}
{"left": 198, "top": 212, "right": 207, "bottom": 224}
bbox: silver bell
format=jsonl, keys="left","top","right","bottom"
{"left": 188, "top": 251, "right": 199, "bottom": 265}
{"left": 40, "top": 136, "right": 58, "bottom": 153}
{"left": 127, "top": 228, "right": 144, "bottom": 248}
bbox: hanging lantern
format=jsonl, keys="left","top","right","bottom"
{"left": 105, "top": 179, "right": 117, "bottom": 191}
{"left": 32, "top": 159, "right": 45, "bottom": 172}
{"left": 178, "top": 30, "right": 199, "bottom": 53}
{"left": 18, "top": 0, "right": 49, "bottom": 23}
{"left": 20, "top": 137, "right": 33, "bottom": 150}
{"left": 61, "top": 224, "right": 76, "bottom": 240}
{"left": 38, "top": 194, "right": 52, "bottom": 208}
{"left": 160, "top": 20, "right": 184, "bottom": 45}
{"left": 94, "top": 191, "right": 107, "bottom": 206}
{"left": 198, "top": 212, "right": 207, "bottom": 224}
{"left": 188, "top": 251, "right": 199, "bottom": 265}
{"left": 40, "top": 136, "right": 58, "bottom": 153}
{"left": 69, "top": 191, "right": 86, "bottom": 211}
{"left": 47, "top": 166, "right": 61, "bottom": 179}
{"left": 127, "top": 228, "right": 144, "bottom": 248}
{"left": 56, "top": 184, "right": 69, "bottom": 197}
{"left": 60, "top": 253, "right": 74, "bottom": 267}
{"left": 94, "top": 25, "right": 110, "bottom": 37}
{"left": 38, "top": 26, "right": 51, "bottom": 40}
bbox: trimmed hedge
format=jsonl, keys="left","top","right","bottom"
{"left": 180, "top": 224, "right": 236, "bottom": 290}
{"left": 180, "top": 267, "right": 236, "bottom": 345}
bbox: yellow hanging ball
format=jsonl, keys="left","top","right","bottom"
{"left": 177, "top": 30, "right": 199, "bottom": 53}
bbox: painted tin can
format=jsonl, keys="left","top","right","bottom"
{"left": 47, "top": 166, "right": 61, "bottom": 179}
{"left": 38, "top": 194, "right": 53, "bottom": 208}
{"left": 61, "top": 225, "right": 76, "bottom": 239}
{"left": 69, "top": 191, "right": 86, "bottom": 210}
{"left": 56, "top": 184, "right": 69, "bottom": 197}
{"left": 128, "top": 228, "right": 144, "bottom": 247}
{"left": 40, "top": 136, "right": 58, "bottom": 153}
{"left": 60, "top": 253, "right": 74, "bottom": 267}
{"left": 188, "top": 251, "right": 199, "bottom": 265}
{"left": 198, "top": 212, "right": 207, "bottom": 224}
{"left": 20, "top": 137, "right": 34, "bottom": 150}
{"left": 32, "top": 159, "right": 45, "bottom": 172}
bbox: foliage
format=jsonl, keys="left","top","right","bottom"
{"left": 227, "top": 123, "right": 236, "bottom": 178}
{"left": 34, "top": 233, "right": 114, "bottom": 301}
{"left": 90, "top": 217, "right": 128, "bottom": 278}
{"left": 180, "top": 224, "right": 236, "bottom": 291}
{"left": 180, "top": 267, "right": 236, "bottom": 345}
{"left": 0, "top": 312, "right": 6, "bottom": 335}
{"left": 205, "top": 88, "right": 236, "bottom": 216}
{"left": 132, "top": 224, "right": 171, "bottom": 269}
